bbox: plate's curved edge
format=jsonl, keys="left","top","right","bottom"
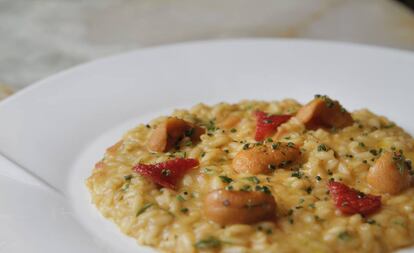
{"left": 0, "top": 153, "right": 63, "bottom": 195}
{"left": 1, "top": 38, "right": 413, "bottom": 107}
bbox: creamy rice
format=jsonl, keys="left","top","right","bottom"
{"left": 86, "top": 99, "right": 414, "bottom": 253}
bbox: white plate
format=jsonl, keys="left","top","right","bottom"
{"left": 0, "top": 39, "right": 414, "bottom": 253}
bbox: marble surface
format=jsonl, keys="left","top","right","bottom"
{"left": 1, "top": 0, "right": 414, "bottom": 97}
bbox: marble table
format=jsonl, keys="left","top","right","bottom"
{"left": 1, "top": 0, "right": 414, "bottom": 99}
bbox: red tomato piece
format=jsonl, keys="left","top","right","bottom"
{"left": 133, "top": 158, "right": 199, "bottom": 190}
{"left": 254, "top": 111, "right": 292, "bottom": 141}
{"left": 328, "top": 181, "right": 381, "bottom": 216}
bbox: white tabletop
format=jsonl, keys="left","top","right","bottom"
{"left": 0, "top": 0, "right": 414, "bottom": 96}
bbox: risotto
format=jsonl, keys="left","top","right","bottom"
{"left": 86, "top": 96, "right": 414, "bottom": 253}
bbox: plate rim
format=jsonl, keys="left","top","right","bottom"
{"left": 2, "top": 38, "right": 414, "bottom": 107}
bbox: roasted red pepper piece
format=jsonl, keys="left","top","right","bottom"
{"left": 328, "top": 181, "right": 381, "bottom": 216}
{"left": 254, "top": 111, "right": 292, "bottom": 141}
{"left": 133, "top": 158, "right": 199, "bottom": 190}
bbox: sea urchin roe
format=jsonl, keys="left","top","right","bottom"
{"left": 232, "top": 142, "right": 301, "bottom": 174}
{"left": 204, "top": 189, "right": 277, "bottom": 225}
{"left": 133, "top": 158, "right": 199, "bottom": 190}
{"left": 367, "top": 151, "right": 412, "bottom": 194}
{"left": 296, "top": 95, "right": 353, "bottom": 130}
{"left": 147, "top": 117, "right": 205, "bottom": 152}
{"left": 254, "top": 111, "right": 292, "bottom": 141}
{"left": 328, "top": 181, "right": 381, "bottom": 216}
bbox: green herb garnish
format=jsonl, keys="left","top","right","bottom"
{"left": 184, "top": 128, "right": 194, "bottom": 137}
{"left": 272, "top": 142, "right": 281, "bottom": 150}
{"left": 201, "top": 167, "right": 214, "bottom": 175}
{"left": 255, "top": 185, "right": 271, "bottom": 194}
{"left": 176, "top": 195, "right": 185, "bottom": 201}
{"left": 291, "top": 171, "right": 303, "bottom": 179}
{"left": 338, "top": 231, "right": 351, "bottom": 241}
{"left": 206, "top": 120, "right": 217, "bottom": 132}
{"left": 136, "top": 203, "right": 153, "bottom": 216}
{"left": 244, "top": 176, "right": 260, "bottom": 184}
{"left": 268, "top": 164, "right": 276, "bottom": 171}
{"left": 369, "top": 149, "right": 378, "bottom": 156}
{"left": 240, "top": 185, "right": 251, "bottom": 191}
{"left": 287, "top": 142, "right": 295, "bottom": 148}
{"left": 219, "top": 175, "right": 233, "bottom": 184}
{"left": 317, "top": 144, "right": 329, "bottom": 152}
{"left": 124, "top": 174, "right": 133, "bottom": 180}
{"left": 194, "top": 237, "right": 221, "bottom": 249}
{"left": 161, "top": 169, "right": 171, "bottom": 176}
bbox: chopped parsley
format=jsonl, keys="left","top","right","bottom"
{"left": 201, "top": 167, "right": 214, "bottom": 175}
{"left": 315, "top": 175, "right": 322, "bottom": 181}
{"left": 206, "top": 120, "right": 217, "bottom": 132}
{"left": 278, "top": 160, "right": 291, "bottom": 168}
{"left": 136, "top": 203, "right": 153, "bottom": 216}
{"left": 161, "top": 169, "right": 171, "bottom": 176}
{"left": 272, "top": 142, "right": 281, "bottom": 150}
{"left": 121, "top": 182, "right": 130, "bottom": 192}
{"left": 392, "top": 152, "right": 408, "bottom": 175}
{"left": 268, "top": 164, "right": 276, "bottom": 171}
{"left": 124, "top": 174, "right": 133, "bottom": 180}
{"left": 384, "top": 123, "right": 396, "bottom": 129}
{"left": 314, "top": 94, "right": 335, "bottom": 108}
{"left": 338, "top": 231, "right": 351, "bottom": 241}
{"left": 317, "top": 144, "right": 329, "bottom": 152}
{"left": 176, "top": 195, "right": 186, "bottom": 201}
{"left": 184, "top": 140, "right": 193, "bottom": 146}
{"left": 369, "top": 149, "right": 378, "bottom": 156}
{"left": 243, "top": 143, "right": 250, "bottom": 150}
{"left": 287, "top": 142, "right": 295, "bottom": 148}
{"left": 244, "top": 176, "right": 260, "bottom": 184}
{"left": 240, "top": 185, "right": 251, "bottom": 191}
{"left": 180, "top": 207, "right": 189, "bottom": 213}
{"left": 255, "top": 185, "right": 271, "bottom": 194}
{"left": 194, "top": 236, "right": 221, "bottom": 249}
{"left": 230, "top": 128, "right": 237, "bottom": 133}
{"left": 219, "top": 175, "right": 233, "bottom": 184}
{"left": 184, "top": 128, "right": 194, "bottom": 137}
{"left": 291, "top": 171, "right": 303, "bottom": 179}
{"left": 225, "top": 185, "right": 234, "bottom": 191}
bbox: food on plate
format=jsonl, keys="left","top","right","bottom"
{"left": 86, "top": 95, "right": 414, "bottom": 253}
